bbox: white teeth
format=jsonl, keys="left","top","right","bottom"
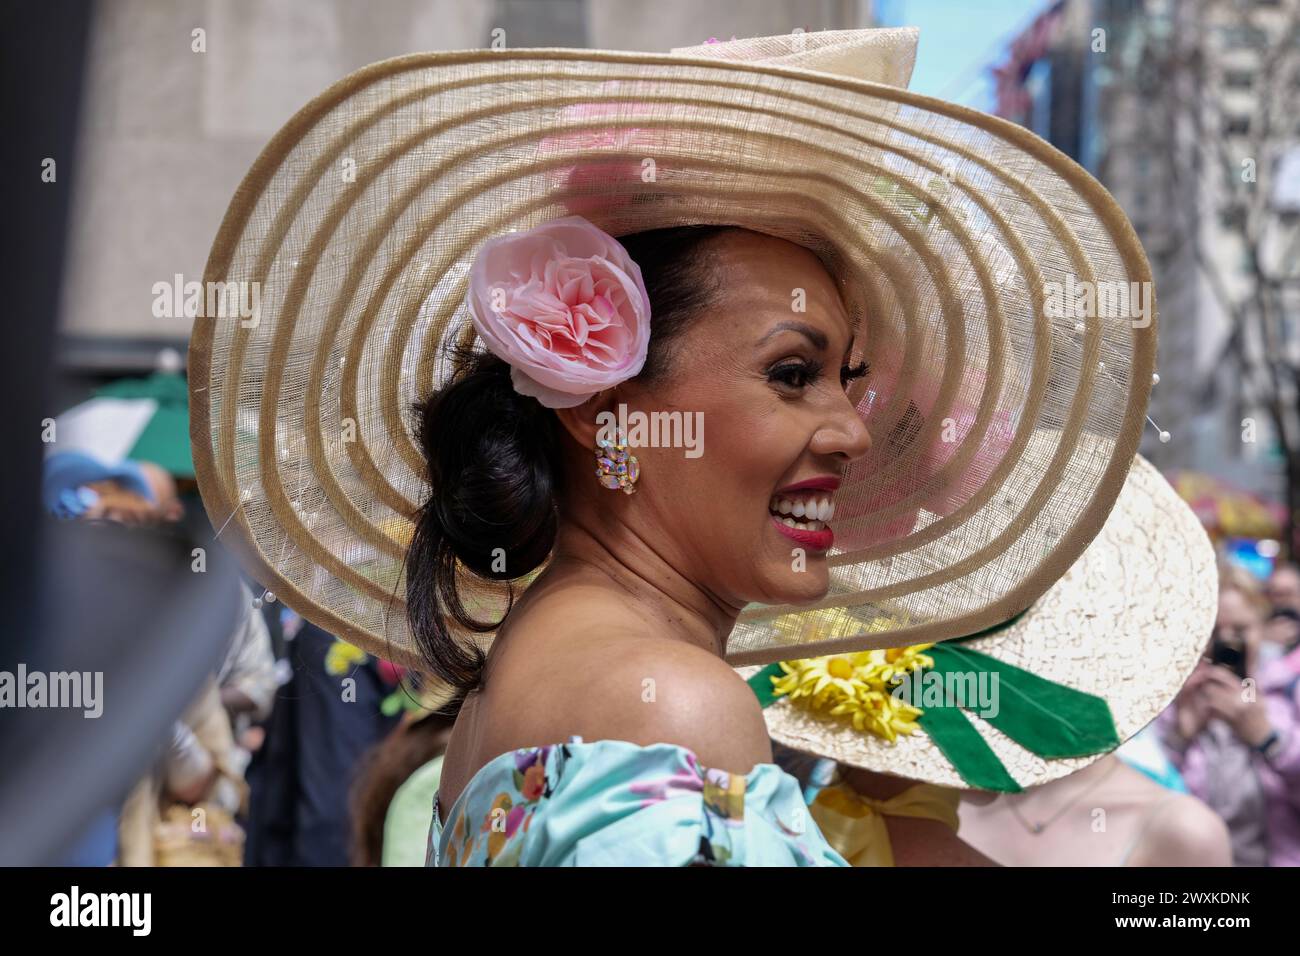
{"left": 771, "top": 494, "right": 836, "bottom": 525}
{"left": 775, "top": 515, "right": 824, "bottom": 531}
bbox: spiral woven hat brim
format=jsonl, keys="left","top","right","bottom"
{"left": 739, "top": 455, "right": 1218, "bottom": 790}
{"left": 189, "top": 28, "right": 1156, "bottom": 674}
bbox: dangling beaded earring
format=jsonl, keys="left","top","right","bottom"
{"left": 594, "top": 428, "right": 640, "bottom": 495}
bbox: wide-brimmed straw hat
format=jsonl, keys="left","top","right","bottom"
{"left": 740, "top": 452, "right": 1217, "bottom": 791}
{"left": 189, "top": 27, "right": 1157, "bottom": 675}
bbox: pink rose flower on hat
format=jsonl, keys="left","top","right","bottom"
{"left": 467, "top": 215, "right": 653, "bottom": 409}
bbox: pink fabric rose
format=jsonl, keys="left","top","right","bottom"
{"left": 467, "top": 215, "right": 653, "bottom": 409}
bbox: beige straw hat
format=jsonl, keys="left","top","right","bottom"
{"left": 741, "top": 451, "right": 1218, "bottom": 790}
{"left": 189, "top": 28, "right": 1157, "bottom": 676}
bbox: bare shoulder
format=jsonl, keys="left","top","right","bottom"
{"left": 483, "top": 592, "right": 773, "bottom": 776}
{"left": 581, "top": 631, "right": 777, "bottom": 775}
{"left": 1130, "top": 794, "right": 1233, "bottom": 866}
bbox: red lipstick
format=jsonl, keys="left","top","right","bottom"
{"left": 770, "top": 515, "right": 834, "bottom": 551}
{"left": 775, "top": 476, "right": 841, "bottom": 494}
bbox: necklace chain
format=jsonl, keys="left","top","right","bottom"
{"left": 1007, "top": 759, "right": 1121, "bottom": 835}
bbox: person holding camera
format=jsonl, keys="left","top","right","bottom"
{"left": 1157, "top": 566, "right": 1300, "bottom": 866}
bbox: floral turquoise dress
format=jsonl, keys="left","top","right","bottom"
{"left": 426, "top": 735, "right": 850, "bottom": 866}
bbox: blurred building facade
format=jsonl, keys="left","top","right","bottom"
{"left": 993, "top": 0, "right": 1300, "bottom": 553}
{"left": 58, "top": 0, "right": 874, "bottom": 370}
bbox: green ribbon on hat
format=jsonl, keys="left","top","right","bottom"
{"left": 747, "top": 614, "right": 1121, "bottom": 793}
{"left": 748, "top": 662, "right": 788, "bottom": 709}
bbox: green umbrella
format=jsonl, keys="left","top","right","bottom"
{"left": 55, "top": 372, "right": 194, "bottom": 478}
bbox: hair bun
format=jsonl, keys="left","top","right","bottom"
{"left": 415, "top": 349, "right": 561, "bottom": 582}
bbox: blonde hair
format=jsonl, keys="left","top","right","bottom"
{"left": 1217, "top": 560, "right": 1270, "bottom": 617}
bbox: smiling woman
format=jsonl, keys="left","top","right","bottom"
{"left": 189, "top": 27, "right": 1158, "bottom": 867}
{"left": 409, "top": 222, "right": 872, "bottom": 866}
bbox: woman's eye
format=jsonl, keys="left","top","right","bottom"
{"left": 769, "top": 360, "right": 821, "bottom": 389}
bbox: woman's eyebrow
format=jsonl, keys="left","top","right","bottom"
{"left": 756, "top": 320, "right": 829, "bottom": 351}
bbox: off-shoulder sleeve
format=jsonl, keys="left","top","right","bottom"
{"left": 430, "top": 737, "right": 849, "bottom": 867}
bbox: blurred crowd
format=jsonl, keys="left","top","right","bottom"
{"left": 955, "top": 559, "right": 1300, "bottom": 867}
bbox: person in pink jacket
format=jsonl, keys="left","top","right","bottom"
{"left": 1157, "top": 573, "right": 1300, "bottom": 866}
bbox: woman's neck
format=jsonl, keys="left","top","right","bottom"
{"left": 534, "top": 510, "right": 741, "bottom": 658}
{"left": 1002, "top": 753, "right": 1121, "bottom": 811}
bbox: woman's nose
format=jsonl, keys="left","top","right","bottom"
{"left": 812, "top": 397, "right": 873, "bottom": 462}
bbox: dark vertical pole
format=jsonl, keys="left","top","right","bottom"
{"left": 0, "top": 0, "right": 93, "bottom": 654}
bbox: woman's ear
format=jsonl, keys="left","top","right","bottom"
{"left": 552, "top": 390, "right": 618, "bottom": 451}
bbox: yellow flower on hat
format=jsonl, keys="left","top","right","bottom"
{"left": 833, "top": 689, "right": 923, "bottom": 743}
{"left": 875, "top": 644, "right": 935, "bottom": 686}
{"left": 772, "top": 644, "right": 934, "bottom": 743}
{"left": 777, "top": 654, "right": 858, "bottom": 700}
{"left": 768, "top": 603, "right": 918, "bottom": 648}
{"left": 769, "top": 608, "right": 833, "bottom": 646}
